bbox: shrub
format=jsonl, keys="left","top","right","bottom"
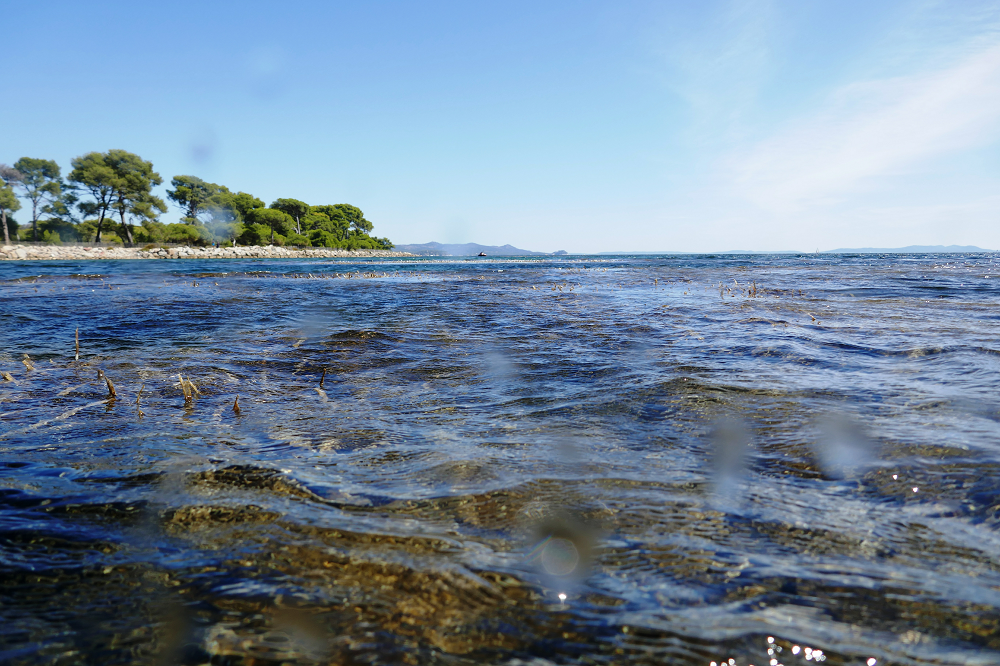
{"left": 308, "top": 230, "right": 343, "bottom": 248}
{"left": 284, "top": 232, "right": 311, "bottom": 247}
{"left": 162, "top": 223, "right": 205, "bottom": 245}
{"left": 39, "top": 219, "right": 79, "bottom": 243}
{"left": 346, "top": 235, "right": 378, "bottom": 250}
{"left": 236, "top": 223, "right": 271, "bottom": 246}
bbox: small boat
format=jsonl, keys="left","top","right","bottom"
{"left": 478, "top": 252, "right": 487, "bottom": 257}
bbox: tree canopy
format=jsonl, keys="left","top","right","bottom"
{"left": 244, "top": 208, "right": 293, "bottom": 244}
{"left": 2, "top": 151, "right": 394, "bottom": 249}
{"left": 68, "top": 152, "right": 118, "bottom": 242}
{"left": 12, "top": 158, "right": 61, "bottom": 242}
{"left": 271, "top": 198, "right": 310, "bottom": 235}
{"left": 0, "top": 165, "right": 22, "bottom": 245}
{"left": 166, "top": 176, "right": 225, "bottom": 222}
{"left": 106, "top": 150, "right": 166, "bottom": 245}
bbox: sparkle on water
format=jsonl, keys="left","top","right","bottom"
{"left": 1, "top": 252, "right": 999, "bottom": 664}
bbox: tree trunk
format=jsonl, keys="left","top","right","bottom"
{"left": 270, "top": 225, "right": 275, "bottom": 244}
{"left": 119, "top": 210, "right": 134, "bottom": 246}
{"left": 296, "top": 216, "right": 301, "bottom": 235}
{"left": 31, "top": 200, "right": 39, "bottom": 242}
{"left": 96, "top": 210, "right": 106, "bottom": 243}
{"left": 1, "top": 209, "right": 8, "bottom": 245}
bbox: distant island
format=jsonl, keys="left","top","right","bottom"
{"left": 822, "top": 245, "right": 993, "bottom": 253}
{"left": 395, "top": 242, "right": 567, "bottom": 256}
{"left": 606, "top": 245, "right": 995, "bottom": 255}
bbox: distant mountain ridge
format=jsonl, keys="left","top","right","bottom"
{"left": 396, "top": 243, "right": 995, "bottom": 255}
{"left": 822, "top": 245, "right": 993, "bottom": 253}
{"left": 394, "top": 242, "right": 565, "bottom": 256}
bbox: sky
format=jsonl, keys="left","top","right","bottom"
{"left": 5, "top": 0, "right": 1000, "bottom": 252}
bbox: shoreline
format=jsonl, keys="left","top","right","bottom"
{"left": 1, "top": 244, "right": 414, "bottom": 261}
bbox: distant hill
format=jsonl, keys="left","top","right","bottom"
{"left": 394, "top": 242, "right": 565, "bottom": 256}
{"left": 823, "top": 245, "right": 993, "bottom": 253}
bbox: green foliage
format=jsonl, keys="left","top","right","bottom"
{"left": 219, "top": 199, "right": 390, "bottom": 248}
{"left": 307, "top": 229, "right": 341, "bottom": 248}
{"left": 69, "top": 152, "right": 117, "bottom": 242}
{"left": 284, "top": 232, "right": 311, "bottom": 247}
{"left": 133, "top": 220, "right": 206, "bottom": 245}
{"left": 167, "top": 176, "right": 226, "bottom": 220}
{"left": 43, "top": 188, "right": 83, "bottom": 225}
{"left": 271, "top": 198, "right": 310, "bottom": 234}
{"left": 106, "top": 150, "right": 166, "bottom": 246}
{"left": 133, "top": 223, "right": 159, "bottom": 245}
{"left": 12, "top": 157, "right": 61, "bottom": 241}
{"left": 127, "top": 197, "right": 168, "bottom": 230}
{"left": 236, "top": 223, "right": 271, "bottom": 246}
{"left": 345, "top": 232, "right": 380, "bottom": 250}
{"left": 3, "top": 158, "right": 396, "bottom": 248}
{"left": 38, "top": 219, "right": 80, "bottom": 243}
{"left": 303, "top": 208, "right": 348, "bottom": 240}
{"left": 171, "top": 187, "right": 264, "bottom": 244}
{"left": 162, "top": 223, "right": 205, "bottom": 244}
{"left": 229, "top": 192, "right": 266, "bottom": 219}
{"left": 304, "top": 204, "right": 374, "bottom": 240}
{"left": 0, "top": 182, "right": 22, "bottom": 215}
{"left": 245, "top": 208, "right": 293, "bottom": 243}
{"left": 76, "top": 219, "right": 100, "bottom": 242}
{"left": 0, "top": 178, "right": 20, "bottom": 244}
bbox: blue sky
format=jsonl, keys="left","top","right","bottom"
{"left": 6, "top": 0, "right": 1000, "bottom": 252}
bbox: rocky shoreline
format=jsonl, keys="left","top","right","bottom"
{"left": 1, "top": 244, "right": 414, "bottom": 261}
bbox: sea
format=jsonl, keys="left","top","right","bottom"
{"left": 1, "top": 252, "right": 999, "bottom": 665}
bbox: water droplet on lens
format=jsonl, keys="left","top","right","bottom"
{"left": 541, "top": 537, "right": 580, "bottom": 576}
{"left": 811, "top": 415, "right": 879, "bottom": 479}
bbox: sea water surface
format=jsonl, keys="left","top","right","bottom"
{"left": 1, "top": 253, "right": 999, "bottom": 665}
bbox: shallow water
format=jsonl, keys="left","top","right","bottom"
{"left": 1, "top": 253, "right": 999, "bottom": 665}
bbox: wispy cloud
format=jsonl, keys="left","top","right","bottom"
{"left": 729, "top": 42, "right": 1000, "bottom": 212}
{"left": 667, "top": 0, "right": 778, "bottom": 146}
